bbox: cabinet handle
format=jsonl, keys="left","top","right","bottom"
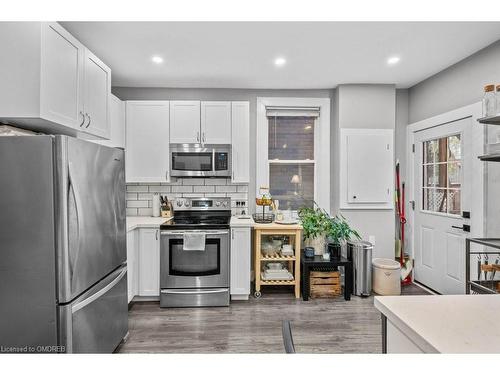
{"left": 197, "top": 131, "right": 200, "bottom": 143}
{"left": 156, "top": 230, "right": 158, "bottom": 240}
{"left": 202, "top": 132, "right": 206, "bottom": 143}
{"left": 232, "top": 229, "right": 234, "bottom": 240}
{"left": 165, "top": 170, "right": 169, "bottom": 181}
{"left": 79, "top": 111, "right": 85, "bottom": 127}
{"left": 85, "top": 113, "right": 91, "bottom": 128}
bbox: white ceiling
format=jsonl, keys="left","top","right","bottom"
{"left": 61, "top": 22, "right": 500, "bottom": 89}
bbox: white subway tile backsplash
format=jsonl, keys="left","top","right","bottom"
{"left": 126, "top": 180, "right": 248, "bottom": 216}
{"left": 126, "top": 185, "right": 149, "bottom": 193}
{"left": 194, "top": 185, "right": 215, "bottom": 193}
{"left": 138, "top": 193, "right": 153, "bottom": 201}
{"left": 172, "top": 185, "right": 193, "bottom": 193}
{"left": 216, "top": 185, "right": 237, "bottom": 193}
{"left": 138, "top": 208, "right": 153, "bottom": 216}
{"left": 127, "top": 200, "right": 149, "bottom": 208}
{"left": 126, "top": 208, "right": 138, "bottom": 216}
{"left": 149, "top": 186, "right": 171, "bottom": 193}
{"left": 237, "top": 185, "right": 249, "bottom": 192}
{"left": 182, "top": 178, "right": 204, "bottom": 185}
{"left": 205, "top": 178, "right": 229, "bottom": 186}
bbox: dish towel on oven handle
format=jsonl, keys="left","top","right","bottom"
{"left": 183, "top": 232, "right": 206, "bottom": 251}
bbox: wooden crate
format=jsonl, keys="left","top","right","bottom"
{"left": 310, "top": 271, "right": 341, "bottom": 298}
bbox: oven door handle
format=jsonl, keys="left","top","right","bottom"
{"left": 160, "top": 231, "right": 229, "bottom": 236}
{"left": 161, "top": 288, "right": 228, "bottom": 295}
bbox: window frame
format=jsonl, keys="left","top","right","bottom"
{"left": 256, "top": 97, "right": 331, "bottom": 213}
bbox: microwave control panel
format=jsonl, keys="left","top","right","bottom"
{"left": 214, "top": 152, "right": 228, "bottom": 171}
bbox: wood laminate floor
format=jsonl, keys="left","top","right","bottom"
{"left": 117, "top": 284, "right": 428, "bottom": 354}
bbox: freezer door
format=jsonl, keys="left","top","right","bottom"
{"left": 56, "top": 136, "right": 126, "bottom": 303}
{"left": 59, "top": 265, "right": 128, "bottom": 353}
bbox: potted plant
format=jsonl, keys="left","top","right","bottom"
{"left": 326, "top": 215, "right": 361, "bottom": 259}
{"left": 298, "top": 206, "right": 331, "bottom": 255}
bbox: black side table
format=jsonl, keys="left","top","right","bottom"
{"left": 300, "top": 252, "right": 353, "bottom": 301}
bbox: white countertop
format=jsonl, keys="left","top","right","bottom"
{"left": 374, "top": 294, "right": 500, "bottom": 353}
{"left": 230, "top": 215, "right": 255, "bottom": 227}
{"left": 126, "top": 216, "right": 172, "bottom": 232}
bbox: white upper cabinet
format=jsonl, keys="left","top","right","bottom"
{"left": 169, "top": 101, "right": 201, "bottom": 143}
{"left": 92, "top": 94, "right": 125, "bottom": 148}
{"left": 81, "top": 49, "right": 111, "bottom": 138}
{"left": 201, "top": 101, "right": 232, "bottom": 144}
{"left": 231, "top": 101, "right": 250, "bottom": 183}
{"left": 126, "top": 101, "right": 170, "bottom": 183}
{"left": 0, "top": 22, "right": 111, "bottom": 139}
{"left": 40, "top": 22, "right": 84, "bottom": 129}
{"left": 340, "top": 128, "right": 394, "bottom": 209}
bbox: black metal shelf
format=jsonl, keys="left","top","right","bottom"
{"left": 478, "top": 115, "right": 500, "bottom": 125}
{"left": 467, "top": 238, "right": 500, "bottom": 250}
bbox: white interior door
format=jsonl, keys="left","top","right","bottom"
{"left": 413, "top": 117, "right": 472, "bottom": 294}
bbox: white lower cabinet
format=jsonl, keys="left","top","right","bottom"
{"left": 138, "top": 228, "right": 160, "bottom": 297}
{"left": 126, "top": 230, "right": 138, "bottom": 303}
{"left": 230, "top": 227, "right": 251, "bottom": 300}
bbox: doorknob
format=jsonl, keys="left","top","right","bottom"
{"left": 452, "top": 224, "right": 470, "bottom": 232}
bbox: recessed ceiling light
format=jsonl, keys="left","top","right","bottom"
{"left": 151, "top": 56, "right": 164, "bottom": 64}
{"left": 274, "top": 57, "right": 287, "bottom": 67}
{"left": 387, "top": 56, "right": 401, "bottom": 66}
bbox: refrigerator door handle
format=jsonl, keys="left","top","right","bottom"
{"left": 72, "top": 267, "right": 127, "bottom": 314}
{"left": 67, "top": 161, "right": 81, "bottom": 279}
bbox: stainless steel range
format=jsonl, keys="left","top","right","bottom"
{"left": 160, "top": 197, "right": 231, "bottom": 307}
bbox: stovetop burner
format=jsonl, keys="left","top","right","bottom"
{"left": 160, "top": 197, "right": 231, "bottom": 230}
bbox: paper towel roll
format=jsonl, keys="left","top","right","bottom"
{"left": 152, "top": 193, "right": 160, "bottom": 217}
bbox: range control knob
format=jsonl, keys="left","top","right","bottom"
{"left": 184, "top": 200, "right": 190, "bottom": 207}
{"left": 222, "top": 201, "right": 228, "bottom": 207}
{"left": 176, "top": 200, "right": 183, "bottom": 207}
{"left": 215, "top": 201, "right": 221, "bottom": 207}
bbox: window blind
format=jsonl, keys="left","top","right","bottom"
{"left": 266, "top": 106, "right": 320, "bottom": 118}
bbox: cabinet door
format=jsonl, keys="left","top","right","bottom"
{"left": 201, "top": 101, "right": 231, "bottom": 144}
{"left": 40, "top": 22, "right": 84, "bottom": 129}
{"left": 138, "top": 228, "right": 160, "bottom": 297}
{"left": 82, "top": 49, "right": 111, "bottom": 138}
{"left": 231, "top": 102, "right": 250, "bottom": 183}
{"left": 169, "top": 100, "right": 200, "bottom": 143}
{"left": 126, "top": 101, "right": 170, "bottom": 182}
{"left": 126, "top": 230, "right": 138, "bottom": 303}
{"left": 230, "top": 227, "right": 251, "bottom": 297}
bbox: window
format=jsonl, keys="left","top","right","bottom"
{"left": 267, "top": 115, "right": 316, "bottom": 210}
{"left": 256, "top": 97, "right": 330, "bottom": 213}
{"left": 422, "top": 134, "right": 461, "bottom": 215}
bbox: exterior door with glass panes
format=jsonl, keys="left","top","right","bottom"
{"left": 267, "top": 114, "right": 317, "bottom": 212}
{"left": 414, "top": 117, "right": 472, "bottom": 294}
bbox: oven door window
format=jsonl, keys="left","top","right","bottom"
{"left": 171, "top": 152, "right": 213, "bottom": 171}
{"left": 169, "top": 239, "right": 220, "bottom": 276}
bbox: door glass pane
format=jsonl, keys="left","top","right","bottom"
{"left": 269, "top": 163, "right": 314, "bottom": 210}
{"left": 421, "top": 133, "right": 461, "bottom": 215}
{"left": 423, "top": 188, "right": 447, "bottom": 213}
{"left": 268, "top": 116, "right": 315, "bottom": 160}
{"left": 448, "top": 189, "right": 461, "bottom": 215}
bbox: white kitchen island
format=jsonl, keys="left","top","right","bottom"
{"left": 375, "top": 294, "right": 500, "bottom": 353}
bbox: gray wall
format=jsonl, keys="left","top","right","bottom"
{"left": 409, "top": 40, "right": 500, "bottom": 123}
{"left": 112, "top": 87, "right": 331, "bottom": 213}
{"left": 395, "top": 89, "right": 409, "bottom": 181}
{"left": 333, "top": 84, "right": 396, "bottom": 260}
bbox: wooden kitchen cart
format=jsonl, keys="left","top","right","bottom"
{"left": 253, "top": 223, "right": 302, "bottom": 298}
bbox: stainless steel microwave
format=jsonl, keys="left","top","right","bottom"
{"left": 170, "top": 144, "right": 232, "bottom": 178}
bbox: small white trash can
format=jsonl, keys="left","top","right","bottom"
{"left": 372, "top": 258, "right": 401, "bottom": 295}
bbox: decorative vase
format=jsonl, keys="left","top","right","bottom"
{"left": 304, "top": 235, "right": 326, "bottom": 255}
{"left": 328, "top": 243, "right": 341, "bottom": 259}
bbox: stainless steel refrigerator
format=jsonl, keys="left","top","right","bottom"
{"left": 0, "top": 135, "right": 128, "bottom": 353}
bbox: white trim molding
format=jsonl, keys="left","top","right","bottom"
{"left": 256, "top": 97, "right": 331, "bottom": 212}
{"left": 406, "top": 101, "right": 484, "bottom": 263}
